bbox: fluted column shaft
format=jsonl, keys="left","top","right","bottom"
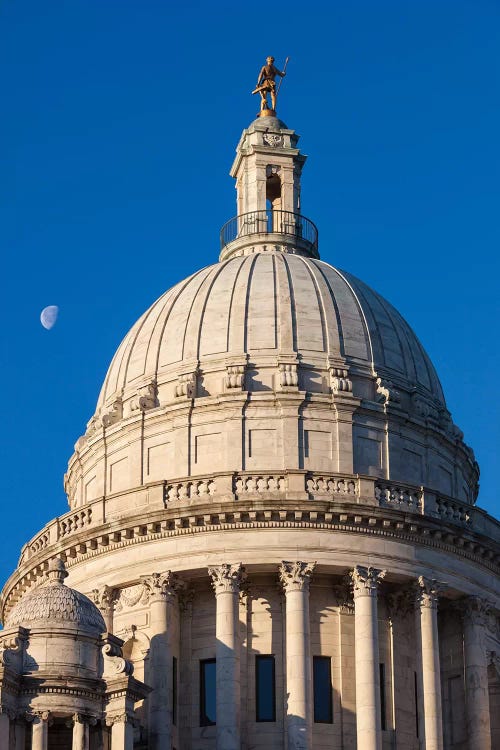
{"left": 462, "top": 597, "right": 492, "bottom": 750}
{"left": 416, "top": 577, "right": 443, "bottom": 750}
{"left": 72, "top": 715, "right": 90, "bottom": 750}
{"left": 141, "top": 572, "right": 181, "bottom": 750}
{"left": 208, "top": 563, "right": 245, "bottom": 750}
{"left": 110, "top": 717, "right": 134, "bottom": 750}
{"left": 31, "top": 714, "right": 49, "bottom": 750}
{"left": 351, "top": 566, "right": 386, "bottom": 750}
{"left": 279, "top": 560, "right": 316, "bottom": 750}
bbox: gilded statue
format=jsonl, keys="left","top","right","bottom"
{"left": 252, "top": 56, "right": 288, "bottom": 113}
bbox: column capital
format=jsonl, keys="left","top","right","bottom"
{"left": 350, "top": 565, "right": 386, "bottom": 598}
{"left": 105, "top": 712, "right": 136, "bottom": 727}
{"left": 415, "top": 576, "right": 444, "bottom": 609}
{"left": 30, "top": 710, "right": 51, "bottom": 724}
{"left": 140, "top": 571, "right": 183, "bottom": 602}
{"left": 279, "top": 560, "right": 316, "bottom": 593}
{"left": 208, "top": 562, "right": 246, "bottom": 594}
{"left": 91, "top": 585, "right": 118, "bottom": 613}
{"left": 459, "top": 595, "right": 493, "bottom": 627}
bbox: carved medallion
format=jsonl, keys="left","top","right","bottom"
{"left": 263, "top": 133, "right": 284, "bottom": 148}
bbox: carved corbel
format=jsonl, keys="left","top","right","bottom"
{"left": 375, "top": 377, "right": 400, "bottom": 405}
{"left": 224, "top": 364, "right": 245, "bottom": 390}
{"left": 330, "top": 367, "right": 352, "bottom": 394}
{"left": 0, "top": 628, "right": 28, "bottom": 672}
{"left": 130, "top": 381, "right": 159, "bottom": 412}
{"left": 101, "top": 398, "right": 123, "bottom": 427}
{"left": 102, "top": 635, "right": 134, "bottom": 677}
{"left": 278, "top": 363, "right": 298, "bottom": 389}
{"left": 175, "top": 372, "right": 197, "bottom": 399}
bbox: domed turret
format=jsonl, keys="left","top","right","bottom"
{"left": 6, "top": 559, "right": 105, "bottom": 634}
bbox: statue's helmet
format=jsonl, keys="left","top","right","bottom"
{"left": 267, "top": 56, "right": 275, "bottom": 62}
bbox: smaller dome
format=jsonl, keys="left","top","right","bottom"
{"left": 6, "top": 559, "right": 105, "bottom": 634}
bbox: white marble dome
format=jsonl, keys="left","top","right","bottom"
{"left": 97, "top": 256, "right": 444, "bottom": 410}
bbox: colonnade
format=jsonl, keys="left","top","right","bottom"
{"left": 5, "top": 566, "right": 494, "bottom": 750}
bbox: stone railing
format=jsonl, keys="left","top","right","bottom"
{"left": 59, "top": 508, "right": 93, "bottom": 538}
{"left": 16, "top": 472, "right": 500, "bottom": 567}
{"left": 375, "top": 481, "right": 423, "bottom": 513}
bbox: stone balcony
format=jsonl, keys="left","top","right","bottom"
{"left": 219, "top": 210, "right": 319, "bottom": 261}
{"left": 15, "top": 471, "right": 500, "bottom": 572}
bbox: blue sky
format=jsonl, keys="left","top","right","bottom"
{"left": 1, "top": 1, "right": 499, "bottom": 586}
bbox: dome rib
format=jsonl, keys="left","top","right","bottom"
{"left": 295, "top": 254, "right": 328, "bottom": 353}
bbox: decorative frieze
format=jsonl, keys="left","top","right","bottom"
{"left": 351, "top": 565, "right": 386, "bottom": 598}
{"left": 279, "top": 561, "right": 316, "bottom": 593}
{"left": 263, "top": 132, "right": 284, "bottom": 147}
{"left": 208, "top": 562, "right": 245, "bottom": 594}
{"left": 114, "top": 584, "right": 149, "bottom": 612}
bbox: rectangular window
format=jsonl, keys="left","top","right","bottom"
{"left": 172, "top": 656, "right": 178, "bottom": 726}
{"left": 256, "top": 655, "right": 276, "bottom": 721}
{"left": 313, "top": 656, "right": 333, "bottom": 723}
{"left": 379, "top": 663, "right": 387, "bottom": 731}
{"left": 200, "top": 658, "right": 216, "bottom": 726}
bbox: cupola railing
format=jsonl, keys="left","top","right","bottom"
{"left": 220, "top": 210, "right": 318, "bottom": 253}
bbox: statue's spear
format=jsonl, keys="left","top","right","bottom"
{"left": 276, "top": 56, "right": 290, "bottom": 95}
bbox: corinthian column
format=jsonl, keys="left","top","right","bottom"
{"left": 461, "top": 597, "right": 492, "bottom": 750}
{"left": 208, "top": 563, "right": 245, "bottom": 750}
{"left": 141, "top": 571, "right": 182, "bottom": 750}
{"left": 31, "top": 712, "right": 50, "bottom": 750}
{"left": 72, "top": 714, "right": 90, "bottom": 750}
{"left": 279, "top": 560, "right": 316, "bottom": 750}
{"left": 351, "top": 565, "right": 386, "bottom": 750}
{"left": 415, "top": 576, "right": 443, "bottom": 750}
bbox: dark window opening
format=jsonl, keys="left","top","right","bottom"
{"left": 380, "top": 663, "right": 387, "bottom": 731}
{"left": 313, "top": 656, "right": 333, "bottom": 723}
{"left": 200, "top": 658, "right": 216, "bottom": 726}
{"left": 256, "top": 655, "right": 276, "bottom": 721}
{"left": 173, "top": 656, "right": 178, "bottom": 726}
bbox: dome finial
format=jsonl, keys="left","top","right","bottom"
{"left": 252, "top": 55, "right": 289, "bottom": 117}
{"left": 47, "top": 557, "right": 68, "bottom": 584}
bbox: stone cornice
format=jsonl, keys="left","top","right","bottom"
{"left": 2, "top": 499, "right": 500, "bottom": 622}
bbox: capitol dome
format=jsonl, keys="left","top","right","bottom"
{"left": 1, "top": 97, "right": 499, "bottom": 750}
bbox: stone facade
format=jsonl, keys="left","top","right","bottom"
{"left": 0, "top": 111, "right": 499, "bottom": 750}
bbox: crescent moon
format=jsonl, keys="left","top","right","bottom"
{"left": 40, "top": 305, "right": 59, "bottom": 330}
